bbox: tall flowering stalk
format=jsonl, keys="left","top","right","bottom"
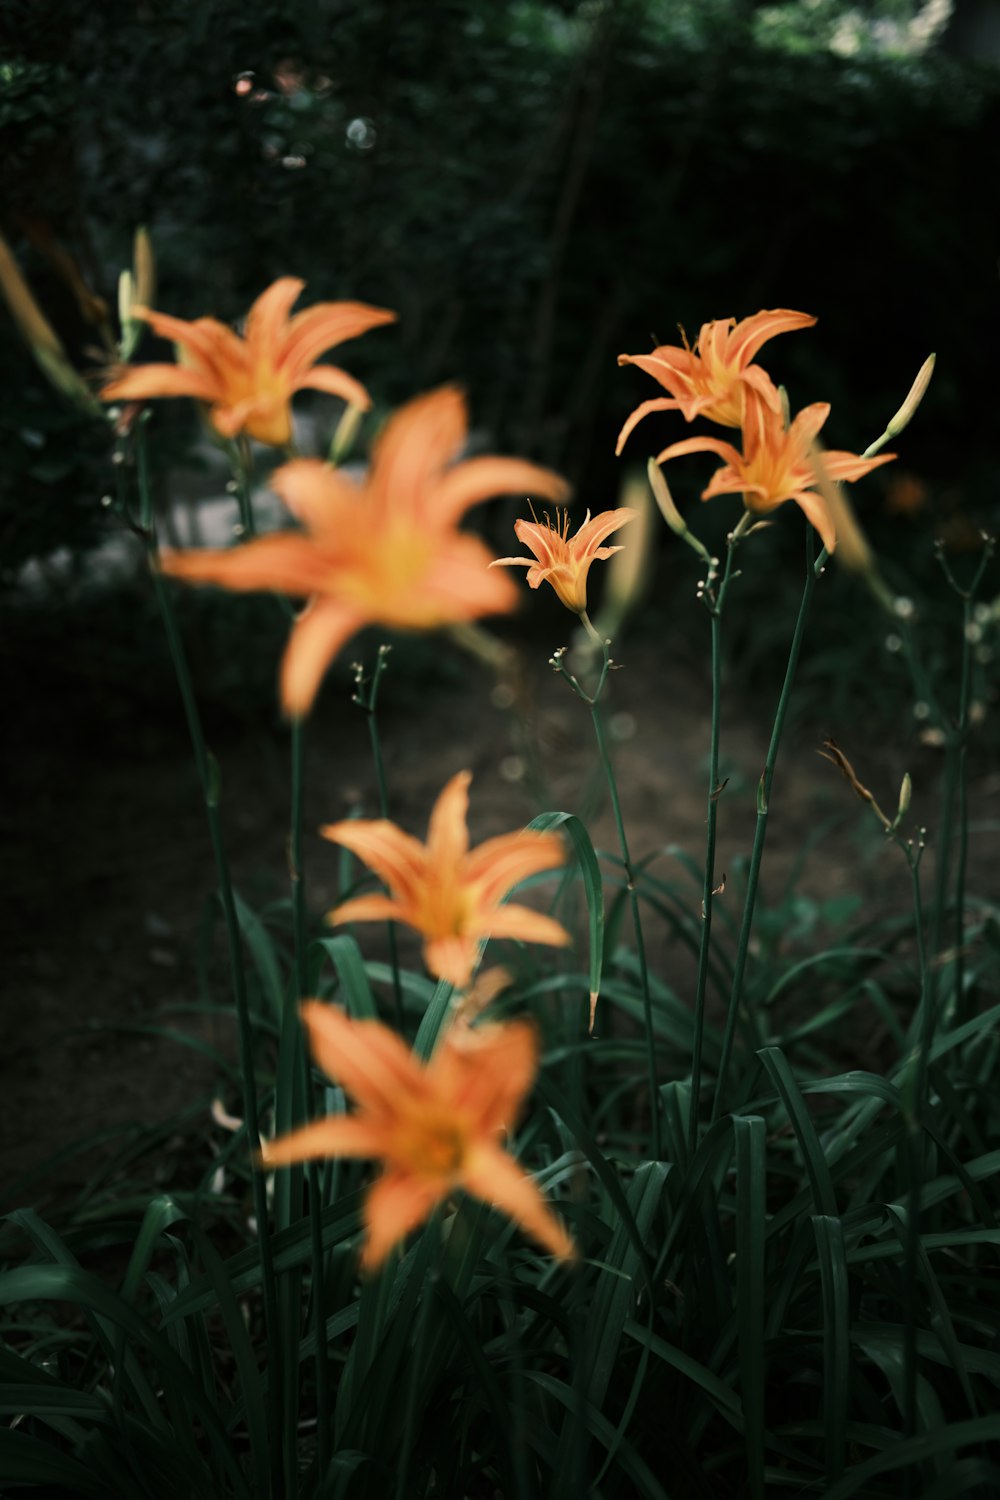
{"left": 500, "top": 503, "right": 662, "bottom": 1157}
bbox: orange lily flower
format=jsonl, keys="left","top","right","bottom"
{"left": 159, "top": 387, "right": 569, "bottom": 715}
{"left": 490, "top": 506, "right": 636, "bottom": 614}
{"left": 322, "top": 769, "right": 570, "bottom": 989}
{"left": 261, "top": 1001, "right": 576, "bottom": 1269}
{"left": 101, "top": 276, "right": 396, "bottom": 445}
{"left": 616, "top": 307, "right": 816, "bottom": 451}
{"left": 655, "top": 389, "right": 895, "bottom": 553}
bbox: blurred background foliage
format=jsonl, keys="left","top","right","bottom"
{"left": 1, "top": 0, "right": 997, "bottom": 699}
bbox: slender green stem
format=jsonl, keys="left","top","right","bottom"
{"left": 946, "top": 593, "right": 975, "bottom": 1023}
{"left": 687, "top": 517, "right": 747, "bottom": 1148}
{"left": 900, "top": 843, "right": 928, "bottom": 1467}
{"left": 131, "top": 428, "right": 284, "bottom": 1498}
{"left": 688, "top": 610, "right": 722, "bottom": 1148}
{"left": 290, "top": 713, "right": 331, "bottom": 1479}
{"left": 355, "top": 646, "right": 405, "bottom": 1028}
{"left": 290, "top": 718, "right": 308, "bottom": 999}
{"left": 234, "top": 435, "right": 256, "bottom": 539}
{"left": 575, "top": 613, "right": 661, "bottom": 1159}
{"left": 710, "top": 526, "right": 819, "bottom": 1123}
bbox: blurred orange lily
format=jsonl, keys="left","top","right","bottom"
{"left": 160, "top": 387, "right": 568, "bottom": 715}
{"left": 101, "top": 276, "right": 396, "bottom": 445}
{"left": 491, "top": 506, "right": 636, "bottom": 614}
{"left": 261, "top": 1002, "right": 576, "bottom": 1269}
{"left": 322, "top": 769, "right": 570, "bottom": 988}
{"left": 656, "top": 389, "right": 895, "bottom": 553}
{"left": 616, "top": 307, "right": 816, "bottom": 450}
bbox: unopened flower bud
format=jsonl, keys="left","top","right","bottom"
{"left": 894, "top": 772, "right": 911, "bottom": 827}
{"left": 596, "top": 472, "right": 652, "bottom": 638}
{"left": 646, "top": 458, "right": 711, "bottom": 562}
{"left": 863, "top": 354, "right": 935, "bottom": 459}
{"left": 132, "top": 226, "right": 155, "bottom": 312}
{"left": 0, "top": 230, "right": 99, "bottom": 413}
{"left": 117, "top": 269, "right": 134, "bottom": 336}
{"left": 885, "top": 354, "right": 935, "bottom": 440}
{"left": 330, "top": 401, "right": 365, "bottom": 464}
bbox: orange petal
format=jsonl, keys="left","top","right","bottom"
{"left": 423, "top": 934, "right": 479, "bottom": 989}
{"left": 481, "top": 903, "right": 572, "bottom": 950}
{"left": 261, "top": 1113, "right": 389, "bottom": 1167}
{"left": 739, "top": 363, "right": 784, "bottom": 411}
{"left": 700, "top": 466, "right": 750, "bottom": 502}
{"left": 281, "top": 300, "right": 397, "bottom": 376}
{"left": 360, "top": 1169, "right": 445, "bottom": 1271}
{"left": 213, "top": 394, "right": 292, "bottom": 448}
{"left": 614, "top": 397, "right": 680, "bottom": 455}
{"left": 426, "top": 770, "right": 472, "bottom": 868}
{"left": 788, "top": 402, "right": 832, "bottom": 448}
{"left": 728, "top": 308, "right": 816, "bottom": 367}
{"left": 243, "top": 277, "right": 304, "bottom": 361}
{"left": 280, "top": 597, "right": 363, "bottom": 716}
{"left": 463, "top": 830, "right": 567, "bottom": 902}
{"left": 320, "top": 818, "right": 427, "bottom": 901}
{"left": 432, "top": 458, "right": 570, "bottom": 528}
{"left": 655, "top": 434, "right": 742, "bottom": 468}
{"left": 134, "top": 308, "right": 245, "bottom": 375}
{"left": 102, "top": 363, "right": 219, "bottom": 404}
{"left": 430, "top": 1018, "right": 538, "bottom": 1133}
{"left": 294, "top": 363, "right": 373, "bottom": 412}
{"left": 270, "top": 458, "right": 359, "bottom": 535}
{"left": 511, "top": 519, "right": 561, "bottom": 568}
{"left": 390, "top": 534, "right": 519, "bottom": 627}
{"left": 792, "top": 490, "right": 838, "bottom": 554}
{"left": 461, "top": 1141, "right": 576, "bottom": 1261}
{"left": 819, "top": 448, "right": 896, "bottom": 484}
{"left": 699, "top": 317, "right": 732, "bottom": 365}
{"left": 300, "top": 1001, "right": 429, "bottom": 1114}
{"left": 618, "top": 349, "right": 696, "bottom": 392}
{"left": 571, "top": 507, "right": 636, "bottom": 558}
{"left": 326, "top": 893, "right": 409, "bottom": 927}
{"left": 160, "top": 534, "right": 332, "bottom": 596}
{"left": 368, "top": 387, "right": 467, "bottom": 516}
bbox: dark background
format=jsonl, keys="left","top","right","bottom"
{"left": 2, "top": 0, "right": 999, "bottom": 570}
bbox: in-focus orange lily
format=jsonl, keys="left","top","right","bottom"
{"left": 655, "top": 389, "right": 895, "bottom": 554}
{"left": 322, "top": 769, "right": 570, "bottom": 989}
{"left": 490, "top": 506, "right": 636, "bottom": 614}
{"left": 101, "top": 276, "right": 396, "bottom": 445}
{"left": 261, "top": 1001, "right": 576, "bottom": 1269}
{"left": 160, "top": 387, "right": 568, "bottom": 715}
{"left": 616, "top": 308, "right": 816, "bottom": 451}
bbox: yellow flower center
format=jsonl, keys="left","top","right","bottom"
{"left": 333, "top": 522, "right": 435, "bottom": 615}
{"left": 393, "top": 1106, "right": 468, "bottom": 1180}
{"left": 417, "top": 875, "right": 473, "bottom": 941}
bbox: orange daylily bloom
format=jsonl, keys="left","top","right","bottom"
{"left": 322, "top": 769, "right": 570, "bottom": 989}
{"left": 616, "top": 307, "right": 816, "bottom": 450}
{"left": 261, "top": 1001, "right": 576, "bottom": 1269}
{"left": 101, "top": 275, "right": 396, "bottom": 445}
{"left": 655, "top": 388, "right": 895, "bottom": 554}
{"left": 490, "top": 506, "right": 637, "bottom": 614}
{"left": 160, "top": 387, "right": 569, "bottom": 715}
